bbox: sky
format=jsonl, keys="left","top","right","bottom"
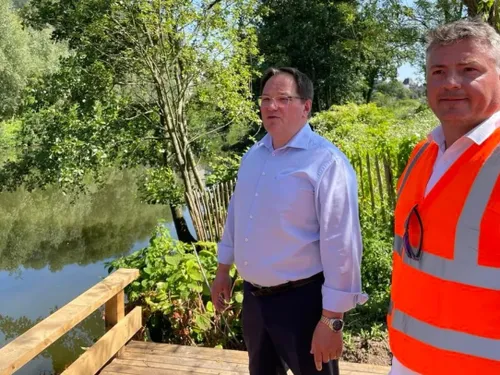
{"left": 397, "top": 62, "right": 423, "bottom": 82}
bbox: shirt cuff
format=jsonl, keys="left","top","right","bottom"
{"left": 217, "top": 243, "right": 234, "bottom": 265}
{"left": 321, "top": 285, "right": 369, "bottom": 313}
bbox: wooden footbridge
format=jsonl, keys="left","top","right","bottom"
{"left": 0, "top": 269, "right": 389, "bottom": 375}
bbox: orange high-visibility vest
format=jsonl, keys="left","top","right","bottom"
{"left": 387, "top": 127, "right": 500, "bottom": 375}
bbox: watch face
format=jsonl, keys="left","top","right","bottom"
{"left": 332, "top": 319, "right": 343, "bottom": 331}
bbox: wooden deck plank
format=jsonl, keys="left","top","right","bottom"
{"left": 101, "top": 341, "right": 389, "bottom": 375}
{"left": 119, "top": 352, "right": 249, "bottom": 372}
{"left": 126, "top": 341, "right": 249, "bottom": 359}
{"left": 102, "top": 359, "right": 248, "bottom": 375}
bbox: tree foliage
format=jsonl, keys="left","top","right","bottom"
{"left": 1, "top": 0, "right": 262, "bottom": 239}
{"left": 256, "top": 0, "right": 419, "bottom": 110}
{"left": 0, "top": 0, "right": 65, "bottom": 120}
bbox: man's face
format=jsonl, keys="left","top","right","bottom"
{"left": 426, "top": 39, "right": 500, "bottom": 130}
{"left": 260, "top": 74, "right": 311, "bottom": 142}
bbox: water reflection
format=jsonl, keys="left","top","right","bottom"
{"left": 0, "top": 309, "right": 102, "bottom": 374}
{"left": 0, "top": 168, "right": 177, "bottom": 374}
{"left": 0, "top": 169, "right": 170, "bottom": 272}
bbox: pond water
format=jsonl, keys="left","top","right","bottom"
{"left": 0, "top": 169, "right": 194, "bottom": 374}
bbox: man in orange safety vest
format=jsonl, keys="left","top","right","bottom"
{"left": 388, "top": 19, "right": 500, "bottom": 375}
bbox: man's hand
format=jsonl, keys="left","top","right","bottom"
{"left": 310, "top": 320, "right": 343, "bottom": 371}
{"left": 210, "top": 265, "right": 232, "bottom": 312}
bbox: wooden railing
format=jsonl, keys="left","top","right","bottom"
{"left": 0, "top": 268, "right": 141, "bottom": 375}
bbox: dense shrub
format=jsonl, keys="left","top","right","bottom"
{"left": 107, "top": 226, "right": 245, "bottom": 348}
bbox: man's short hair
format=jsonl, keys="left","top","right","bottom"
{"left": 260, "top": 67, "right": 314, "bottom": 117}
{"left": 425, "top": 18, "right": 500, "bottom": 67}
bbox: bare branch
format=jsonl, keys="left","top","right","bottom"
{"left": 187, "top": 109, "right": 244, "bottom": 145}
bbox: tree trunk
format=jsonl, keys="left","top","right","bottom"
{"left": 365, "top": 68, "right": 378, "bottom": 104}
{"left": 170, "top": 204, "right": 196, "bottom": 243}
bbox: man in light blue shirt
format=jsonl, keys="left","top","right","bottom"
{"left": 211, "top": 67, "right": 367, "bottom": 375}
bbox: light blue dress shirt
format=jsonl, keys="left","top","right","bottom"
{"left": 217, "top": 123, "right": 368, "bottom": 312}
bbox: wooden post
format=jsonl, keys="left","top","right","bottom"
{"left": 375, "top": 154, "right": 386, "bottom": 222}
{"left": 193, "top": 190, "right": 208, "bottom": 242}
{"left": 105, "top": 290, "right": 125, "bottom": 357}
{"left": 195, "top": 190, "right": 210, "bottom": 242}
{"left": 215, "top": 183, "right": 224, "bottom": 239}
{"left": 357, "top": 153, "right": 365, "bottom": 199}
{"left": 366, "top": 154, "right": 376, "bottom": 216}
{"left": 202, "top": 190, "right": 216, "bottom": 241}
{"left": 186, "top": 191, "right": 206, "bottom": 242}
{"left": 383, "top": 152, "right": 396, "bottom": 209}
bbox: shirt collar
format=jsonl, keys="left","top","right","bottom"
{"left": 427, "top": 110, "right": 500, "bottom": 149}
{"left": 260, "top": 123, "right": 312, "bottom": 151}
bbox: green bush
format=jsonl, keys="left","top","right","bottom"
{"left": 106, "top": 225, "right": 245, "bottom": 348}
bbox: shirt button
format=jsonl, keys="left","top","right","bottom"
{"left": 262, "top": 172, "right": 266, "bottom": 176}
{"left": 249, "top": 215, "right": 253, "bottom": 219}
{"left": 245, "top": 238, "right": 249, "bottom": 242}
{"left": 255, "top": 193, "right": 259, "bottom": 197}
{"left": 244, "top": 261, "right": 248, "bottom": 266}
{"left": 272, "top": 152, "right": 276, "bottom": 156}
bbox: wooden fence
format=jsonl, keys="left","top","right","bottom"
{"left": 192, "top": 179, "right": 235, "bottom": 242}
{"left": 193, "top": 152, "right": 399, "bottom": 242}
{"left": 351, "top": 151, "right": 398, "bottom": 224}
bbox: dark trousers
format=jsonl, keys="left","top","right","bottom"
{"left": 242, "top": 277, "right": 340, "bottom": 375}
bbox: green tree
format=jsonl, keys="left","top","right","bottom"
{"left": 257, "top": 0, "right": 364, "bottom": 109}
{"left": 0, "top": 0, "right": 65, "bottom": 120}
{"left": 256, "top": 0, "right": 419, "bottom": 110}
{"left": 395, "top": 0, "right": 500, "bottom": 75}
{"left": 357, "top": 0, "right": 420, "bottom": 103}
{"left": 3, "top": 0, "right": 261, "bottom": 241}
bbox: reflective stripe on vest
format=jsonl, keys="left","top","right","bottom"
{"left": 391, "top": 307, "right": 500, "bottom": 361}
{"left": 393, "top": 146, "right": 500, "bottom": 291}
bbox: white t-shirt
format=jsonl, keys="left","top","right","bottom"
{"left": 390, "top": 111, "right": 500, "bottom": 375}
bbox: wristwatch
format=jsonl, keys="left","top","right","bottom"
{"left": 320, "top": 315, "right": 344, "bottom": 332}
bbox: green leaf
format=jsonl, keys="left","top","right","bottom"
{"left": 165, "top": 255, "right": 181, "bottom": 267}
{"left": 188, "top": 268, "right": 204, "bottom": 281}
{"left": 234, "top": 292, "right": 243, "bottom": 304}
{"left": 194, "top": 313, "right": 212, "bottom": 331}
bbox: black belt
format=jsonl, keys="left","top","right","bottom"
{"left": 248, "top": 272, "right": 324, "bottom": 297}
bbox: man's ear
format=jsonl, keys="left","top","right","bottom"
{"left": 304, "top": 99, "right": 312, "bottom": 117}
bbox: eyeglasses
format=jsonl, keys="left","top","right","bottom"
{"left": 257, "top": 95, "right": 304, "bottom": 107}
{"left": 403, "top": 204, "right": 423, "bottom": 260}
